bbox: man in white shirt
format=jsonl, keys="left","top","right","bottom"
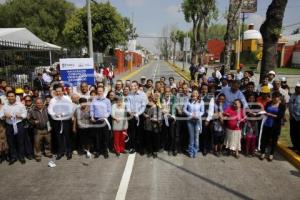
{"left": 48, "top": 85, "right": 74, "bottom": 160}
{"left": 2, "top": 91, "right": 27, "bottom": 165}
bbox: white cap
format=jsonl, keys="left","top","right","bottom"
{"left": 296, "top": 81, "right": 300, "bottom": 87}
{"left": 280, "top": 77, "right": 287, "bottom": 82}
{"left": 268, "top": 70, "right": 276, "bottom": 75}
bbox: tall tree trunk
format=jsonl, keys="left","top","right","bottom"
{"left": 259, "top": 0, "right": 288, "bottom": 83}
{"left": 196, "top": 20, "right": 202, "bottom": 64}
{"left": 173, "top": 41, "right": 177, "bottom": 64}
{"left": 202, "top": 17, "right": 209, "bottom": 65}
{"left": 192, "top": 20, "right": 198, "bottom": 64}
{"left": 224, "top": 0, "right": 243, "bottom": 74}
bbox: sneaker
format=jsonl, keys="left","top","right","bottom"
{"left": 268, "top": 155, "right": 273, "bottom": 162}
{"left": 260, "top": 154, "right": 265, "bottom": 160}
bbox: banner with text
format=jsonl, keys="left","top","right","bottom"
{"left": 60, "top": 58, "right": 94, "bottom": 86}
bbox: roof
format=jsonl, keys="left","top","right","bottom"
{"left": 243, "top": 29, "right": 262, "bottom": 40}
{"left": 0, "top": 28, "right": 62, "bottom": 50}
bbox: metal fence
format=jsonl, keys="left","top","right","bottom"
{"left": 0, "top": 43, "right": 64, "bottom": 88}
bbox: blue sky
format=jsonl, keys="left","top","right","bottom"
{"left": 69, "top": 0, "right": 300, "bottom": 52}
{"left": 1, "top": 0, "right": 299, "bottom": 52}
{"left": 18, "top": 0, "right": 300, "bottom": 51}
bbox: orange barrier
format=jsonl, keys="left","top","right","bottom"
{"left": 114, "top": 49, "right": 143, "bottom": 75}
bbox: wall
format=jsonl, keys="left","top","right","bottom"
{"left": 114, "top": 49, "right": 142, "bottom": 75}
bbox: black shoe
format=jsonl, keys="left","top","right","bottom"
{"left": 67, "top": 153, "right": 72, "bottom": 160}
{"left": 19, "top": 158, "right": 26, "bottom": 164}
{"left": 116, "top": 153, "right": 120, "bottom": 157}
{"left": 0, "top": 155, "right": 4, "bottom": 164}
{"left": 9, "top": 158, "right": 17, "bottom": 165}
{"left": 129, "top": 149, "right": 136, "bottom": 154}
{"left": 56, "top": 154, "right": 64, "bottom": 160}
{"left": 45, "top": 154, "right": 53, "bottom": 158}
{"left": 104, "top": 153, "right": 109, "bottom": 159}
{"left": 140, "top": 150, "right": 145, "bottom": 156}
{"left": 168, "top": 151, "right": 172, "bottom": 156}
{"left": 153, "top": 152, "right": 158, "bottom": 158}
{"left": 202, "top": 150, "right": 208, "bottom": 156}
{"left": 173, "top": 151, "right": 178, "bottom": 156}
{"left": 26, "top": 155, "right": 33, "bottom": 160}
{"left": 94, "top": 153, "right": 100, "bottom": 158}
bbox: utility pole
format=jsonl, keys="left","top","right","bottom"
{"left": 87, "top": 0, "right": 93, "bottom": 58}
{"left": 236, "top": 0, "right": 244, "bottom": 70}
{"left": 241, "top": 12, "right": 246, "bottom": 52}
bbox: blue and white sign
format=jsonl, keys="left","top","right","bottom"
{"left": 60, "top": 58, "right": 94, "bottom": 86}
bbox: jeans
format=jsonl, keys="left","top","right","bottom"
{"left": 187, "top": 120, "right": 201, "bottom": 157}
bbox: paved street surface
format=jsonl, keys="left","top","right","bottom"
{"left": 0, "top": 61, "right": 300, "bottom": 200}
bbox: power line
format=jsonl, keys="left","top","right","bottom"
{"left": 283, "top": 22, "right": 300, "bottom": 28}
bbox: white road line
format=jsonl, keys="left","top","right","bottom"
{"left": 115, "top": 153, "right": 136, "bottom": 200}
{"left": 152, "top": 62, "right": 159, "bottom": 80}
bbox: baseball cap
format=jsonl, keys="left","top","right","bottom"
{"left": 268, "top": 71, "right": 276, "bottom": 76}
{"left": 261, "top": 86, "right": 271, "bottom": 93}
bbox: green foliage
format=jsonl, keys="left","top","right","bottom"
{"left": 123, "top": 17, "right": 138, "bottom": 41}
{"left": 240, "top": 51, "right": 258, "bottom": 65}
{"left": 206, "top": 24, "right": 227, "bottom": 40}
{"left": 181, "top": 0, "right": 218, "bottom": 54}
{"left": 0, "top": 0, "right": 75, "bottom": 45}
{"left": 63, "top": 2, "right": 128, "bottom": 52}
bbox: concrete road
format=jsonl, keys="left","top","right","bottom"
{"left": 0, "top": 61, "right": 299, "bottom": 200}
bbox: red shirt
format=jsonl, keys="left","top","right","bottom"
{"left": 256, "top": 96, "right": 271, "bottom": 109}
{"left": 224, "top": 106, "right": 246, "bottom": 130}
{"left": 103, "top": 68, "right": 109, "bottom": 77}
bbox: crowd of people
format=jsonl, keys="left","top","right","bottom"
{"left": 0, "top": 63, "right": 299, "bottom": 165}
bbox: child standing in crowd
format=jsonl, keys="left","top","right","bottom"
{"left": 222, "top": 99, "right": 246, "bottom": 158}
{"left": 210, "top": 94, "right": 226, "bottom": 157}
{"left": 184, "top": 90, "right": 204, "bottom": 158}
{"left": 111, "top": 96, "right": 128, "bottom": 157}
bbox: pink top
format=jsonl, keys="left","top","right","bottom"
{"left": 223, "top": 106, "right": 246, "bottom": 130}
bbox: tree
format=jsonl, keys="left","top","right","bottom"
{"left": 182, "top": 0, "right": 218, "bottom": 64}
{"left": 63, "top": 2, "right": 128, "bottom": 53}
{"left": 157, "top": 26, "right": 172, "bottom": 60}
{"left": 0, "top": 0, "right": 75, "bottom": 45}
{"left": 123, "top": 17, "right": 138, "bottom": 41}
{"left": 259, "top": 0, "right": 288, "bottom": 82}
{"left": 223, "top": 0, "right": 243, "bottom": 73}
{"left": 171, "top": 29, "right": 186, "bottom": 64}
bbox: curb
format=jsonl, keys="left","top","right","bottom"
{"left": 119, "top": 62, "right": 151, "bottom": 81}
{"left": 166, "top": 61, "right": 190, "bottom": 81}
{"left": 277, "top": 142, "right": 300, "bottom": 170}
{"left": 168, "top": 61, "right": 300, "bottom": 170}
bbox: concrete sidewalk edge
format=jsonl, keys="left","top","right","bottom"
{"left": 168, "top": 61, "right": 300, "bottom": 171}
{"left": 277, "top": 142, "right": 300, "bottom": 170}
{"left": 166, "top": 61, "right": 190, "bottom": 81}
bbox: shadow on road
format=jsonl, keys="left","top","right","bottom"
{"left": 290, "top": 170, "right": 300, "bottom": 178}
{"left": 157, "top": 157, "right": 253, "bottom": 200}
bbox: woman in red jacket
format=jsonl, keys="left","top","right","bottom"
{"left": 222, "top": 99, "right": 246, "bottom": 158}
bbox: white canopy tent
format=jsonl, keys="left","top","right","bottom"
{"left": 0, "top": 28, "right": 62, "bottom": 50}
